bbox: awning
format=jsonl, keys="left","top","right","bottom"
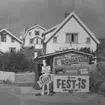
{"left": 34, "top": 49, "right": 93, "bottom": 60}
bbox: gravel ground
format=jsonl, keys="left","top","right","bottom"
{"left": 0, "top": 84, "right": 105, "bottom": 105}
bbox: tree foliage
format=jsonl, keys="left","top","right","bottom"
{"left": 0, "top": 51, "right": 35, "bottom": 73}
{"left": 79, "top": 47, "right": 95, "bottom": 55}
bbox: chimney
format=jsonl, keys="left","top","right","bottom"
{"left": 65, "top": 13, "right": 70, "bottom": 18}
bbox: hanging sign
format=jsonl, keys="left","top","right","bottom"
{"left": 37, "top": 74, "right": 52, "bottom": 87}
{"left": 53, "top": 75, "right": 89, "bottom": 92}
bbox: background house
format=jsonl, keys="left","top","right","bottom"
{"left": 0, "top": 29, "right": 23, "bottom": 53}
{"left": 23, "top": 24, "right": 46, "bottom": 48}
{"left": 22, "top": 24, "right": 46, "bottom": 58}
{"left": 43, "top": 12, "right": 100, "bottom": 54}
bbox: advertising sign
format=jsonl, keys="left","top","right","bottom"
{"left": 53, "top": 75, "right": 89, "bottom": 92}
{"left": 37, "top": 74, "right": 52, "bottom": 87}
{"left": 54, "top": 53, "right": 88, "bottom": 67}
{"left": 79, "top": 68, "right": 89, "bottom": 74}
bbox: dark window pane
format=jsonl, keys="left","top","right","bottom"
{"left": 86, "top": 37, "right": 91, "bottom": 44}
{"left": 53, "top": 37, "right": 57, "bottom": 43}
{"left": 30, "top": 39, "right": 33, "bottom": 44}
{"left": 29, "top": 32, "right": 31, "bottom": 35}
{"left": 35, "top": 31, "right": 40, "bottom": 35}
{"left": 9, "top": 47, "right": 16, "bottom": 53}
{"left": 66, "top": 33, "right": 78, "bottom": 43}
{"left": 1, "top": 33, "right": 6, "bottom": 42}
{"left": 11, "top": 37, "right": 15, "bottom": 42}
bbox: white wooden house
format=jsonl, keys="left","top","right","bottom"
{"left": 0, "top": 29, "right": 23, "bottom": 53}
{"left": 23, "top": 24, "right": 46, "bottom": 58}
{"left": 24, "top": 24, "right": 46, "bottom": 48}
{"left": 43, "top": 12, "right": 100, "bottom": 54}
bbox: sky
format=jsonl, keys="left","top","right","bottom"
{"left": 0, "top": 0, "right": 105, "bottom": 38}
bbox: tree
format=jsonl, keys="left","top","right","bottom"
{"left": 0, "top": 51, "right": 35, "bottom": 73}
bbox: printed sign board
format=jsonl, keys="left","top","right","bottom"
{"left": 53, "top": 53, "right": 89, "bottom": 75}
{"left": 79, "top": 68, "right": 89, "bottom": 74}
{"left": 42, "top": 66, "right": 51, "bottom": 74}
{"left": 37, "top": 74, "right": 53, "bottom": 87}
{"left": 55, "top": 67, "right": 89, "bottom": 75}
{"left": 54, "top": 53, "right": 88, "bottom": 67}
{"left": 53, "top": 75, "right": 89, "bottom": 92}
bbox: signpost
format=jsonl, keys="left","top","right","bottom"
{"left": 53, "top": 75, "right": 89, "bottom": 92}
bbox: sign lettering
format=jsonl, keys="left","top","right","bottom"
{"left": 54, "top": 53, "right": 88, "bottom": 67}
{"left": 37, "top": 74, "right": 52, "bottom": 87}
{"left": 54, "top": 76, "right": 89, "bottom": 92}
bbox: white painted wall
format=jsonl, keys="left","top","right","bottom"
{"left": 24, "top": 27, "right": 45, "bottom": 47}
{"left": 0, "top": 35, "right": 22, "bottom": 53}
{"left": 0, "top": 71, "right": 15, "bottom": 83}
{"left": 46, "top": 17, "right": 97, "bottom": 54}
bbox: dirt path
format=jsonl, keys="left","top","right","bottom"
{"left": 0, "top": 84, "right": 105, "bottom": 105}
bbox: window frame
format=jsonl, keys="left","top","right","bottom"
{"left": 29, "top": 39, "right": 34, "bottom": 44}
{"left": 86, "top": 37, "right": 91, "bottom": 44}
{"left": 29, "top": 32, "right": 31, "bottom": 36}
{"left": 9, "top": 47, "right": 16, "bottom": 53}
{"left": 65, "top": 33, "right": 78, "bottom": 43}
{"left": 11, "top": 37, "right": 15, "bottom": 43}
{"left": 1, "top": 34, "right": 6, "bottom": 42}
{"left": 35, "top": 31, "right": 40, "bottom": 36}
{"left": 53, "top": 36, "right": 57, "bottom": 43}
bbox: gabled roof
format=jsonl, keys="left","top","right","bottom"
{"left": 35, "top": 49, "right": 93, "bottom": 60}
{"left": 45, "top": 11, "right": 100, "bottom": 44}
{"left": 0, "top": 29, "right": 23, "bottom": 44}
{"left": 24, "top": 24, "right": 46, "bottom": 38}
{"left": 43, "top": 24, "right": 59, "bottom": 36}
{"left": 42, "top": 24, "right": 59, "bottom": 43}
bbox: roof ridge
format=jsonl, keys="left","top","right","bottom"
{"left": 0, "top": 28, "right": 23, "bottom": 44}
{"left": 45, "top": 11, "right": 100, "bottom": 44}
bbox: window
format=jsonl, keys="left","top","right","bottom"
{"left": 1, "top": 34, "right": 6, "bottom": 42}
{"left": 11, "top": 37, "right": 15, "bottom": 43}
{"left": 35, "top": 38, "right": 42, "bottom": 44}
{"left": 35, "top": 31, "right": 40, "bottom": 35}
{"left": 29, "top": 32, "right": 31, "bottom": 35}
{"left": 65, "top": 33, "right": 78, "bottom": 43}
{"left": 86, "top": 37, "right": 91, "bottom": 44}
{"left": 53, "top": 36, "right": 57, "bottom": 43}
{"left": 9, "top": 47, "right": 16, "bottom": 53}
{"left": 29, "top": 39, "right": 33, "bottom": 44}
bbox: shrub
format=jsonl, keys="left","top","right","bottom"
{"left": 89, "top": 61, "right": 105, "bottom": 95}
{"left": 0, "top": 51, "right": 35, "bottom": 73}
{"left": 96, "top": 61, "right": 105, "bottom": 75}
{"left": 89, "top": 71, "right": 104, "bottom": 93}
{"left": 98, "top": 82, "right": 105, "bottom": 96}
